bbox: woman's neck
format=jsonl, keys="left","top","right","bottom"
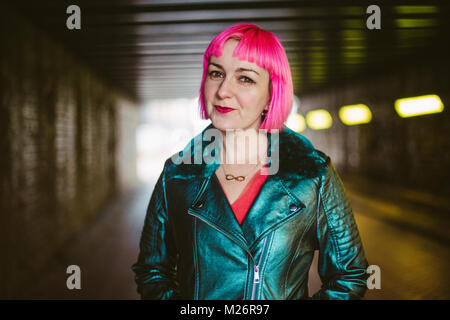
{"left": 220, "top": 128, "right": 268, "bottom": 166}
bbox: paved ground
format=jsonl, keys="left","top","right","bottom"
{"left": 20, "top": 178, "right": 450, "bottom": 300}
{"left": 20, "top": 184, "right": 149, "bottom": 299}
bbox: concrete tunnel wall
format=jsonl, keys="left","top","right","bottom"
{"left": 0, "top": 5, "right": 139, "bottom": 297}
{"left": 300, "top": 60, "right": 450, "bottom": 197}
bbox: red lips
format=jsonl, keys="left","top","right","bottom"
{"left": 215, "top": 105, "right": 235, "bottom": 113}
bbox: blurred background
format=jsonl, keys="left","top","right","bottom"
{"left": 0, "top": 0, "right": 449, "bottom": 299}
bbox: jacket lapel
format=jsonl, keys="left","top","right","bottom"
{"left": 239, "top": 175, "right": 306, "bottom": 249}
{"left": 237, "top": 125, "right": 326, "bottom": 248}
{"left": 187, "top": 175, "right": 249, "bottom": 249}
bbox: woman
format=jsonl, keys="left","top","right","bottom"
{"left": 132, "top": 23, "right": 369, "bottom": 300}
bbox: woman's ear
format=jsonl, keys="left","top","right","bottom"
{"left": 268, "top": 80, "right": 273, "bottom": 103}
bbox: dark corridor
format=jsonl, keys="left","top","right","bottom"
{"left": 1, "top": 0, "right": 449, "bottom": 300}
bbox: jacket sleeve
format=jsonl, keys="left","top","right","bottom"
{"left": 311, "top": 160, "right": 369, "bottom": 300}
{"left": 131, "top": 161, "right": 180, "bottom": 300}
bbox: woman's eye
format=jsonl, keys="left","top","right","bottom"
{"left": 209, "top": 70, "right": 223, "bottom": 78}
{"left": 240, "top": 76, "right": 255, "bottom": 84}
{"left": 208, "top": 71, "right": 254, "bottom": 84}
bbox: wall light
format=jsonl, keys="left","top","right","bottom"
{"left": 395, "top": 95, "right": 444, "bottom": 118}
{"left": 306, "top": 109, "right": 333, "bottom": 130}
{"left": 285, "top": 113, "right": 306, "bottom": 132}
{"left": 339, "top": 104, "right": 372, "bottom": 125}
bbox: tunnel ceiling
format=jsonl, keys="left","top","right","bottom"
{"left": 7, "top": 0, "right": 450, "bottom": 103}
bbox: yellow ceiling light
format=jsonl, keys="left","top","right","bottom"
{"left": 285, "top": 113, "right": 306, "bottom": 133}
{"left": 306, "top": 109, "right": 333, "bottom": 130}
{"left": 339, "top": 104, "right": 373, "bottom": 125}
{"left": 395, "top": 95, "right": 444, "bottom": 118}
{"left": 394, "top": 6, "right": 438, "bottom": 15}
{"left": 395, "top": 18, "right": 437, "bottom": 28}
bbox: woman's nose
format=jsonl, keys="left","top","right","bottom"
{"left": 216, "top": 78, "right": 233, "bottom": 99}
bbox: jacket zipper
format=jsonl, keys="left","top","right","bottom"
{"left": 187, "top": 210, "right": 267, "bottom": 300}
{"left": 251, "top": 235, "right": 267, "bottom": 300}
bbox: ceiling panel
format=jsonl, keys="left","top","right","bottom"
{"left": 6, "top": 0, "right": 449, "bottom": 102}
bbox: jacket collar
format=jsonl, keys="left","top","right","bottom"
{"left": 169, "top": 123, "right": 328, "bottom": 249}
{"left": 166, "top": 123, "right": 327, "bottom": 181}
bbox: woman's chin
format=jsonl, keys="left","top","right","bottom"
{"left": 209, "top": 116, "right": 240, "bottom": 131}
{"left": 212, "top": 122, "right": 239, "bottom": 132}
{"left": 208, "top": 112, "right": 261, "bottom": 132}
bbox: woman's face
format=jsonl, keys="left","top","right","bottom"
{"left": 204, "top": 39, "right": 271, "bottom": 132}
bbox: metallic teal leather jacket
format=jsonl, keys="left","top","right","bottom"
{"left": 132, "top": 124, "right": 369, "bottom": 300}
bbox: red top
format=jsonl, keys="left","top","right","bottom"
{"left": 218, "top": 165, "right": 269, "bottom": 225}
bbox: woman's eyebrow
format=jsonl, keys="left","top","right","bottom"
{"left": 208, "top": 62, "right": 223, "bottom": 70}
{"left": 208, "top": 62, "right": 260, "bottom": 76}
{"left": 236, "top": 67, "right": 260, "bottom": 76}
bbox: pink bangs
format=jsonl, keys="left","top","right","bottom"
{"left": 199, "top": 23, "right": 293, "bottom": 132}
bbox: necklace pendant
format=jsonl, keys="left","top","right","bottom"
{"left": 225, "top": 174, "right": 246, "bottom": 182}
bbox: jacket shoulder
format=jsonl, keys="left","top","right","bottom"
{"left": 314, "top": 149, "right": 331, "bottom": 165}
{"left": 163, "top": 124, "right": 217, "bottom": 180}
{"left": 278, "top": 126, "right": 330, "bottom": 178}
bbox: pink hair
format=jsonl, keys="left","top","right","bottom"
{"left": 198, "top": 23, "right": 293, "bottom": 132}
